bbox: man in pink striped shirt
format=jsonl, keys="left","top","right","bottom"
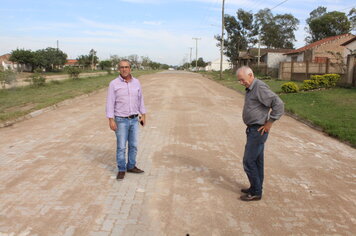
{"left": 106, "top": 59, "right": 146, "bottom": 180}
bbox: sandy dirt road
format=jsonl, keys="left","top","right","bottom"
{"left": 0, "top": 71, "right": 355, "bottom": 236}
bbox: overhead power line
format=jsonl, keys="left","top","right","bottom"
{"left": 270, "top": 0, "right": 289, "bottom": 10}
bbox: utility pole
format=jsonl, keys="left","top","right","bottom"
{"left": 257, "top": 31, "right": 261, "bottom": 74}
{"left": 189, "top": 47, "right": 193, "bottom": 64}
{"left": 220, "top": 0, "right": 225, "bottom": 80}
{"left": 192, "top": 37, "right": 201, "bottom": 71}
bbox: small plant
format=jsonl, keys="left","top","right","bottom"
{"left": 301, "top": 79, "right": 318, "bottom": 91}
{"left": 0, "top": 70, "right": 17, "bottom": 89}
{"left": 281, "top": 82, "right": 299, "bottom": 93}
{"left": 66, "top": 66, "right": 81, "bottom": 79}
{"left": 31, "top": 68, "right": 46, "bottom": 87}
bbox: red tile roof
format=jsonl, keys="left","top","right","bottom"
{"left": 0, "top": 53, "right": 12, "bottom": 63}
{"left": 285, "top": 33, "right": 353, "bottom": 55}
{"left": 65, "top": 59, "right": 78, "bottom": 65}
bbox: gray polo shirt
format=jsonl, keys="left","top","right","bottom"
{"left": 243, "top": 78, "right": 284, "bottom": 126}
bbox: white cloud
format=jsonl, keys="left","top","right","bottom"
{"left": 143, "top": 21, "right": 163, "bottom": 26}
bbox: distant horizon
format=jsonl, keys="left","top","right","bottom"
{"left": 1, "top": 0, "right": 355, "bottom": 65}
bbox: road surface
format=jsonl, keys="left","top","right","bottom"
{"left": 0, "top": 71, "right": 355, "bottom": 235}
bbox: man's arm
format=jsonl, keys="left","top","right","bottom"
{"left": 257, "top": 85, "right": 284, "bottom": 135}
{"left": 138, "top": 81, "right": 147, "bottom": 126}
{"left": 106, "top": 82, "right": 117, "bottom": 131}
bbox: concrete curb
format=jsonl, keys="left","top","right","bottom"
{"left": 0, "top": 87, "right": 106, "bottom": 128}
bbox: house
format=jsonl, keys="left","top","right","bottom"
{"left": 341, "top": 36, "right": 356, "bottom": 58}
{"left": 260, "top": 49, "right": 293, "bottom": 69}
{"left": 237, "top": 48, "right": 292, "bottom": 76}
{"left": 64, "top": 59, "right": 79, "bottom": 67}
{"left": 0, "top": 53, "right": 13, "bottom": 70}
{"left": 341, "top": 36, "right": 356, "bottom": 86}
{"left": 0, "top": 53, "right": 32, "bottom": 72}
{"left": 238, "top": 48, "right": 292, "bottom": 67}
{"left": 205, "top": 58, "right": 232, "bottom": 71}
{"left": 284, "top": 33, "right": 354, "bottom": 63}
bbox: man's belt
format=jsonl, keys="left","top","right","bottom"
{"left": 119, "top": 114, "right": 138, "bottom": 119}
{"left": 247, "top": 124, "right": 263, "bottom": 127}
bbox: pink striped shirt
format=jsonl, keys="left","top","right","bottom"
{"left": 106, "top": 75, "right": 146, "bottom": 118}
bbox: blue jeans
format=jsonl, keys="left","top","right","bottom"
{"left": 115, "top": 116, "right": 139, "bottom": 172}
{"left": 243, "top": 125, "right": 269, "bottom": 196}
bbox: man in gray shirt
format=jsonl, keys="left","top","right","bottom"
{"left": 236, "top": 66, "right": 284, "bottom": 201}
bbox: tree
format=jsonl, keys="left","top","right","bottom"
{"left": 306, "top": 7, "right": 351, "bottom": 43}
{"left": 182, "top": 62, "right": 191, "bottom": 69}
{"left": 9, "top": 49, "right": 35, "bottom": 72}
{"left": 191, "top": 57, "right": 207, "bottom": 67}
{"left": 349, "top": 8, "right": 356, "bottom": 31}
{"left": 216, "top": 8, "right": 299, "bottom": 66}
{"left": 99, "top": 60, "right": 112, "bottom": 70}
{"left": 33, "top": 47, "right": 67, "bottom": 71}
{"left": 148, "top": 61, "right": 160, "bottom": 70}
{"left": 77, "top": 50, "right": 98, "bottom": 69}
{"left": 255, "top": 8, "right": 299, "bottom": 48}
{"left": 110, "top": 55, "right": 122, "bottom": 70}
{"left": 215, "top": 9, "right": 256, "bottom": 67}
{"left": 77, "top": 55, "right": 90, "bottom": 68}
{"left": 141, "top": 56, "right": 151, "bottom": 69}
{"left": 89, "top": 49, "right": 98, "bottom": 70}
{"left": 127, "top": 54, "right": 140, "bottom": 69}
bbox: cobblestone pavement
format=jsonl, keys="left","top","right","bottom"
{"left": 0, "top": 71, "right": 355, "bottom": 236}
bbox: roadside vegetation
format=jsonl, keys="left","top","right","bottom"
{"left": 0, "top": 70, "right": 158, "bottom": 123}
{"left": 200, "top": 71, "right": 356, "bottom": 147}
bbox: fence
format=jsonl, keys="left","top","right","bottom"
{"left": 279, "top": 59, "right": 345, "bottom": 81}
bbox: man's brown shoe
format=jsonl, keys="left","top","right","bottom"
{"left": 127, "top": 166, "right": 144, "bottom": 174}
{"left": 116, "top": 171, "right": 125, "bottom": 180}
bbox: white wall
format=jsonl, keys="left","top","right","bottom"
{"left": 266, "top": 53, "right": 288, "bottom": 68}
{"left": 205, "top": 59, "right": 232, "bottom": 71}
{"left": 343, "top": 40, "right": 356, "bottom": 62}
{"left": 286, "top": 52, "right": 304, "bottom": 62}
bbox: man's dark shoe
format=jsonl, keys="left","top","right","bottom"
{"left": 241, "top": 188, "right": 251, "bottom": 194}
{"left": 116, "top": 171, "right": 125, "bottom": 180}
{"left": 127, "top": 166, "right": 144, "bottom": 174}
{"left": 240, "top": 193, "right": 262, "bottom": 201}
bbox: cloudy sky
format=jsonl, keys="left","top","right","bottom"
{"left": 0, "top": 0, "right": 354, "bottom": 65}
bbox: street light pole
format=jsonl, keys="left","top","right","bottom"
{"left": 220, "top": 0, "right": 225, "bottom": 80}
{"left": 192, "top": 37, "right": 201, "bottom": 71}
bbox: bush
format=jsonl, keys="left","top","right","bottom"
{"left": 301, "top": 79, "right": 318, "bottom": 91}
{"left": 323, "top": 74, "right": 340, "bottom": 87}
{"left": 303, "top": 74, "right": 341, "bottom": 90}
{"left": 31, "top": 69, "right": 46, "bottom": 87}
{"left": 281, "top": 82, "right": 299, "bottom": 93}
{"left": 310, "top": 75, "right": 324, "bottom": 87}
{"left": 66, "top": 66, "right": 81, "bottom": 79}
{"left": 0, "top": 70, "right": 16, "bottom": 88}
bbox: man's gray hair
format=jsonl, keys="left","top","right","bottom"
{"left": 236, "top": 66, "right": 254, "bottom": 76}
{"left": 119, "top": 59, "right": 131, "bottom": 67}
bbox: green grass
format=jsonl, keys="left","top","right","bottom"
{"left": 42, "top": 69, "right": 108, "bottom": 76}
{"left": 200, "top": 71, "right": 356, "bottom": 147}
{"left": 0, "top": 70, "right": 159, "bottom": 122}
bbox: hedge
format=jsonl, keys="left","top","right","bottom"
{"left": 281, "top": 82, "right": 299, "bottom": 93}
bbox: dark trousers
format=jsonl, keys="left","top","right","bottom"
{"left": 243, "top": 125, "right": 269, "bottom": 195}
